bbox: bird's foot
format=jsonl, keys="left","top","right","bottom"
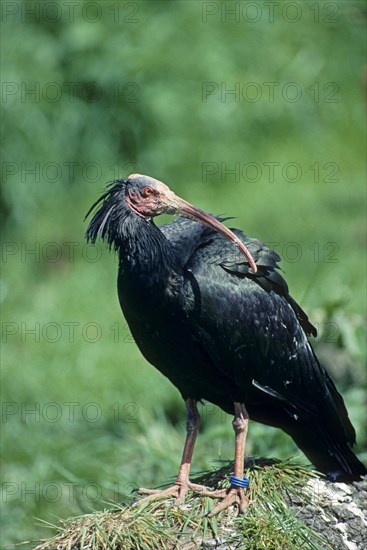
{"left": 135, "top": 480, "right": 212, "bottom": 506}
{"left": 206, "top": 486, "right": 251, "bottom": 517}
{"left": 135, "top": 482, "right": 250, "bottom": 515}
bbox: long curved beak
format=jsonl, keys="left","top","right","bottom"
{"left": 167, "top": 194, "right": 257, "bottom": 273}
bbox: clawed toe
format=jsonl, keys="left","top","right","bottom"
{"left": 207, "top": 487, "right": 250, "bottom": 517}
{"left": 134, "top": 484, "right": 182, "bottom": 506}
{"left": 135, "top": 480, "right": 212, "bottom": 507}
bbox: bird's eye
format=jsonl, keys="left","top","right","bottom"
{"left": 142, "top": 187, "right": 153, "bottom": 197}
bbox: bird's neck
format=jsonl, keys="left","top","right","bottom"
{"left": 117, "top": 214, "right": 180, "bottom": 288}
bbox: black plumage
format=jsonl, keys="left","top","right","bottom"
{"left": 86, "top": 174, "right": 366, "bottom": 513}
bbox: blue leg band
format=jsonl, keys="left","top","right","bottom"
{"left": 230, "top": 475, "right": 250, "bottom": 488}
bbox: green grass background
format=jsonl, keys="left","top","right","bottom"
{"left": 1, "top": 1, "right": 366, "bottom": 547}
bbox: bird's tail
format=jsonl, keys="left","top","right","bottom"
{"left": 289, "top": 417, "right": 367, "bottom": 482}
{"left": 293, "top": 376, "right": 367, "bottom": 481}
{"left": 251, "top": 369, "right": 366, "bottom": 482}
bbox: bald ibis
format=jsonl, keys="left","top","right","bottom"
{"left": 86, "top": 174, "right": 366, "bottom": 515}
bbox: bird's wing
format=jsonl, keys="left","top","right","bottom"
{"left": 178, "top": 222, "right": 316, "bottom": 336}
{"left": 181, "top": 226, "right": 356, "bottom": 447}
{"left": 162, "top": 218, "right": 315, "bottom": 337}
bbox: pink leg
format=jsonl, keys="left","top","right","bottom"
{"left": 137, "top": 398, "right": 209, "bottom": 504}
{"left": 206, "top": 402, "right": 251, "bottom": 516}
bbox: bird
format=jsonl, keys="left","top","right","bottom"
{"left": 85, "top": 173, "right": 366, "bottom": 515}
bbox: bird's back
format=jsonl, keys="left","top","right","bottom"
{"left": 161, "top": 218, "right": 365, "bottom": 480}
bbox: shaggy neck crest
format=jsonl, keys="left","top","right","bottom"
{"left": 85, "top": 180, "right": 176, "bottom": 275}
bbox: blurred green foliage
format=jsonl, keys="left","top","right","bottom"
{"left": 1, "top": 0, "right": 366, "bottom": 547}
